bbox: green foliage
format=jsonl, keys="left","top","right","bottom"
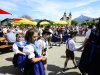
{"left": 49, "top": 21, "right": 54, "bottom": 25}
{"left": 71, "top": 20, "right": 78, "bottom": 25}
{"left": 81, "top": 20, "right": 95, "bottom": 26}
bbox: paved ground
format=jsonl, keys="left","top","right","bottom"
{"left": 0, "top": 36, "right": 85, "bottom": 75}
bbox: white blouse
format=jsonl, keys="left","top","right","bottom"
{"left": 37, "top": 38, "right": 48, "bottom": 56}
{"left": 13, "top": 41, "right": 24, "bottom": 54}
{"left": 23, "top": 44, "right": 35, "bottom": 59}
{"left": 85, "top": 29, "right": 91, "bottom": 39}
{"left": 66, "top": 38, "right": 81, "bottom": 51}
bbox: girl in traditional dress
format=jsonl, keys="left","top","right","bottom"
{"left": 78, "top": 20, "right": 100, "bottom": 75}
{"left": 23, "top": 28, "right": 45, "bottom": 75}
{"left": 12, "top": 33, "right": 26, "bottom": 72}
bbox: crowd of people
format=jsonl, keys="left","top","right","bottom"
{"left": 0, "top": 25, "right": 92, "bottom": 45}
{"left": 0, "top": 20, "right": 100, "bottom": 75}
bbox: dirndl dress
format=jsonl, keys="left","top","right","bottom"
{"left": 78, "top": 29, "right": 100, "bottom": 74}
{"left": 23, "top": 44, "right": 45, "bottom": 75}
{"left": 12, "top": 47, "right": 26, "bottom": 69}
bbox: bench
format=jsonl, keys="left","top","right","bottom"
{"left": 0, "top": 37, "right": 6, "bottom": 42}
{"left": 0, "top": 45, "right": 12, "bottom": 48}
{"left": 0, "top": 45, "right": 12, "bottom": 54}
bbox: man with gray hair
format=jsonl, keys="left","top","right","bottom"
{"left": 5, "top": 29, "right": 16, "bottom": 45}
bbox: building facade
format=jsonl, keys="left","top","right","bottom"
{"left": 60, "top": 12, "right": 72, "bottom": 26}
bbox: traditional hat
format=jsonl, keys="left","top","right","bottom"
{"left": 42, "top": 29, "right": 51, "bottom": 35}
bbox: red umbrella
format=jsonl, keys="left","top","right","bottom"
{"left": 13, "top": 18, "right": 23, "bottom": 21}
{"left": 0, "top": 9, "right": 11, "bottom": 14}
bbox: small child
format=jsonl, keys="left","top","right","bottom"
{"left": 63, "top": 31, "right": 82, "bottom": 71}
{"left": 36, "top": 29, "right": 51, "bottom": 75}
{"left": 12, "top": 33, "right": 26, "bottom": 72}
{"left": 23, "top": 29, "right": 45, "bottom": 75}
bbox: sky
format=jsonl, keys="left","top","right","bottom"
{"left": 0, "top": 0, "right": 100, "bottom": 21}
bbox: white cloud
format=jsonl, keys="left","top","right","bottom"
{"left": 20, "top": 0, "right": 64, "bottom": 20}
{"left": 72, "top": 7, "right": 100, "bottom": 19}
{"left": 0, "top": 0, "right": 100, "bottom": 21}
{"left": 0, "top": 1, "right": 18, "bottom": 11}
{"left": 23, "top": 0, "right": 99, "bottom": 20}
{"left": 75, "top": 0, "right": 99, "bottom": 7}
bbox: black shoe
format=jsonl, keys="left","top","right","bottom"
{"left": 62, "top": 68, "right": 66, "bottom": 72}
{"left": 81, "top": 73, "right": 86, "bottom": 75}
{"left": 49, "top": 46, "right": 52, "bottom": 49}
{"left": 62, "top": 68, "right": 70, "bottom": 72}
{"left": 74, "top": 65, "right": 78, "bottom": 68}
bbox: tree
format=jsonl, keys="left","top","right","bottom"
{"left": 81, "top": 20, "right": 96, "bottom": 26}
{"left": 37, "top": 19, "right": 53, "bottom": 27}
{"left": 71, "top": 20, "right": 78, "bottom": 25}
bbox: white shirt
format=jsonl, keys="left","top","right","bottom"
{"left": 36, "top": 39, "right": 45, "bottom": 55}
{"left": 39, "top": 28, "right": 43, "bottom": 37}
{"left": 16, "top": 29, "right": 22, "bottom": 33}
{"left": 66, "top": 38, "right": 81, "bottom": 51}
{"left": 13, "top": 41, "right": 24, "bottom": 54}
{"left": 23, "top": 44, "right": 35, "bottom": 59}
{"left": 85, "top": 29, "right": 91, "bottom": 39}
{"left": 3, "top": 28, "right": 7, "bottom": 33}
{"left": 37, "top": 38, "right": 48, "bottom": 56}
{"left": 49, "top": 29, "right": 53, "bottom": 37}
